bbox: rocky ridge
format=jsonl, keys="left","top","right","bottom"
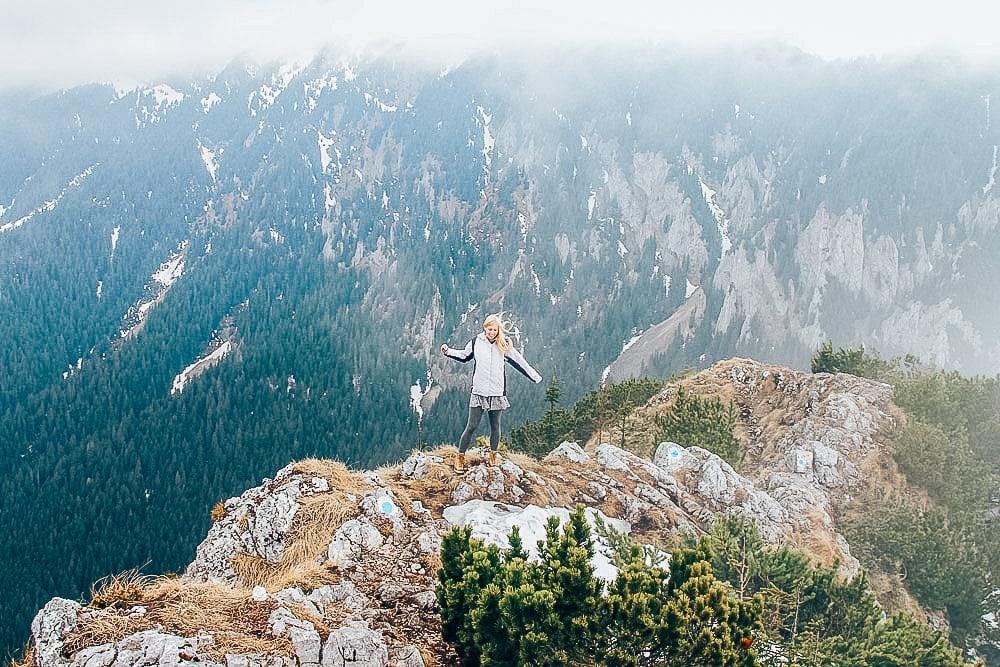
{"left": 25, "top": 359, "right": 899, "bottom": 667}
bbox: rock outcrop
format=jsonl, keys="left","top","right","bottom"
{"left": 25, "top": 359, "right": 898, "bottom": 667}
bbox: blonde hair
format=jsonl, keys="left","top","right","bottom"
{"left": 483, "top": 313, "right": 512, "bottom": 353}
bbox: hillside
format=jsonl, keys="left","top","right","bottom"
{"left": 23, "top": 358, "right": 986, "bottom": 666}
{"left": 4, "top": 46, "right": 1000, "bottom": 654}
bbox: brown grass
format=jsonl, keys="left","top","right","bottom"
{"left": 225, "top": 458, "right": 368, "bottom": 591}
{"left": 291, "top": 458, "right": 367, "bottom": 493}
{"left": 89, "top": 569, "right": 158, "bottom": 609}
{"left": 211, "top": 500, "right": 227, "bottom": 523}
{"left": 65, "top": 578, "right": 297, "bottom": 660}
{"left": 11, "top": 643, "right": 36, "bottom": 667}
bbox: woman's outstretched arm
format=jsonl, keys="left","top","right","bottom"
{"left": 441, "top": 339, "right": 474, "bottom": 362}
{"left": 505, "top": 347, "right": 542, "bottom": 383}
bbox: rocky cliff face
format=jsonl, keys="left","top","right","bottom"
{"left": 24, "top": 359, "right": 903, "bottom": 667}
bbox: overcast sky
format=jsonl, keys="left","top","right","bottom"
{"left": 3, "top": 0, "right": 999, "bottom": 91}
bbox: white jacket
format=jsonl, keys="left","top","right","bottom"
{"left": 444, "top": 332, "right": 542, "bottom": 396}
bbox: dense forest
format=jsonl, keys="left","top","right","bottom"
{"left": 3, "top": 47, "right": 1000, "bottom": 657}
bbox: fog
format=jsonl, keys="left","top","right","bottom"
{"left": 3, "top": 0, "right": 1000, "bottom": 92}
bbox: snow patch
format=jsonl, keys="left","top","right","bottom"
{"left": 698, "top": 176, "right": 732, "bottom": 258}
{"left": 318, "top": 130, "right": 336, "bottom": 173}
{"left": 409, "top": 374, "right": 432, "bottom": 422}
{"left": 110, "top": 225, "right": 121, "bottom": 262}
{"left": 304, "top": 74, "right": 337, "bottom": 111}
{"left": 201, "top": 92, "right": 221, "bottom": 113}
{"left": 1, "top": 164, "right": 99, "bottom": 233}
{"left": 818, "top": 174, "right": 827, "bottom": 185}
{"left": 135, "top": 85, "right": 184, "bottom": 125}
{"left": 171, "top": 340, "right": 232, "bottom": 395}
{"left": 198, "top": 141, "right": 219, "bottom": 184}
{"left": 251, "top": 62, "right": 305, "bottom": 111}
{"left": 478, "top": 106, "right": 495, "bottom": 184}
{"left": 587, "top": 190, "right": 597, "bottom": 220}
{"left": 685, "top": 278, "right": 698, "bottom": 299}
{"left": 617, "top": 240, "right": 628, "bottom": 258}
{"left": 121, "top": 241, "right": 189, "bottom": 339}
{"left": 625, "top": 111, "right": 632, "bottom": 126}
{"left": 443, "top": 500, "right": 630, "bottom": 582}
{"left": 984, "top": 144, "right": 998, "bottom": 196}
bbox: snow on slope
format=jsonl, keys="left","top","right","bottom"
{"left": 1, "top": 164, "right": 99, "bottom": 233}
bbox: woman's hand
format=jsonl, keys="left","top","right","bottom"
{"left": 440, "top": 344, "right": 448, "bottom": 354}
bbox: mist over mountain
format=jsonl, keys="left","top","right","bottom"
{"left": 2, "top": 44, "right": 999, "bottom": 655}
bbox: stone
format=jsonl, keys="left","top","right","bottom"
{"left": 269, "top": 608, "right": 321, "bottom": 667}
{"left": 400, "top": 452, "right": 443, "bottom": 479}
{"left": 70, "top": 643, "right": 115, "bottom": 667}
{"left": 225, "top": 655, "right": 295, "bottom": 667}
{"left": 320, "top": 622, "right": 388, "bottom": 667}
{"left": 109, "top": 629, "right": 215, "bottom": 667}
{"left": 312, "top": 581, "right": 369, "bottom": 613}
{"left": 274, "top": 588, "right": 321, "bottom": 619}
{"left": 652, "top": 441, "right": 689, "bottom": 469}
{"left": 413, "top": 591, "right": 438, "bottom": 611}
{"left": 451, "top": 482, "right": 474, "bottom": 504}
{"left": 544, "top": 442, "right": 590, "bottom": 463}
{"left": 327, "top": 518, "right": 384, "bottom": 566}
{"left": 416, "top": 530, "right": 441, "bottom": 554}
{"left": 392, "top": 646, "right": 425, "bottom": 667}
{"left": 32, "top": 598, "right": 82, "bottom": 667}
{"left": 186, "top": 464, "right": 334, "bottom": 583}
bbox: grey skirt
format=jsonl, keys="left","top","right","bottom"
{"left": 469, "top": 394, "right": 510, "bottom": 411}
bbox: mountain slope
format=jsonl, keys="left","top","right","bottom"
{"left": 4, "top": 45, "right": 1000, "bottom": 654}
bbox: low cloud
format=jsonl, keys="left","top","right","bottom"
{"left": 2, "top": 0, "right": 999, "bottom": 91}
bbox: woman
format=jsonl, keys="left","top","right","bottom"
{"left": 441, "top": 313, "right": 542, "bottom": 471}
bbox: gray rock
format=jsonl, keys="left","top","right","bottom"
{"left": 400, "top": 452, "right": 443, "bottom": 479}
{"left": 71, "top": 643, "right": 115, "bottom": 667}
{"left": 392, "top": 646, "right": 425, "bottom": 667}
{"left": 451, "top": 482, "right": 474, "bottom": 504}
{"left": 109, "top": 629, "right": 216, "bottom": 667}
{"left": 32, "top": 598, "right": 82, "bottom": 667}
{"left": 544, "top": 442, "right": 590, "bottom": 463}
{"left": 273, "top": 588, "right": 321, "bottom": 619}
{"left": 269, "top": 607, "right": 321, "bottom": 667}
{"left": 652, "top": 441, "right": 690, "bottom": 469}
{"left": 225, "top": 655, "right": 295, "bottom": 667}
{"left": 416, "top": 530, "right": 441, "bottom": 554}
{"left": 594, "top": 443, "right": 631, "bottom": 470}
{"left": 327, "top": 518, "right": 384, "bottom": 567}
{"left": 320, "top": 622, "right": 388, "bottom": 667}
{"left": 413, "top": 591, "right": 438, "bottom": 611}
{"left": 186, "top": 464, "right": 335, "bottom": 583}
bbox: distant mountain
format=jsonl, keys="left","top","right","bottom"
{"left": 2, "top": 44, "right": 999, "bottom": 656}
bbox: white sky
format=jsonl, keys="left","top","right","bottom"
{"left": 2, "top": 0, "right": 999, "bottom": 91}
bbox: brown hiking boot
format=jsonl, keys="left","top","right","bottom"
{"left": 454, "top": 453, "right": 467, "bottom": 472}
{"left": 488, "top": 450, "right": 498, "bottom": 466}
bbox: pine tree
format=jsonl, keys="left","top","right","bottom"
{"left": 545, "top": 373, "right": 562, "bottom": 411}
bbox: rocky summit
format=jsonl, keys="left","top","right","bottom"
{"left": 25, "top": 359, "right": 901, "bottom": 667}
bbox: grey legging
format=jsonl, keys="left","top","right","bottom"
{"left": 458, "top": 406, "right": 501, "bottom": 453}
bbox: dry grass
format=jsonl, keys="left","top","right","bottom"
{"left": 211, "top": 500, "right": 227, "bottom": 523}
{"left": 11, "top": 643, "right": 36, "bottom": 667}
{"left": 866, "top": 570, "right": 929, "bottom": 621}
{"left": 66, "top": 577, "right": 298, "bottom": 660}
{"left": 89, "top": 569, "right": 158, "bottom": 609}
{"left": 291, "top": 458, "right": 367, "bottom": 493}
{"left": 225, "top": 458, "right": 367, "bottom": 591}
{"left": 231, "top": 553, "right": 340, "bottom": 592}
